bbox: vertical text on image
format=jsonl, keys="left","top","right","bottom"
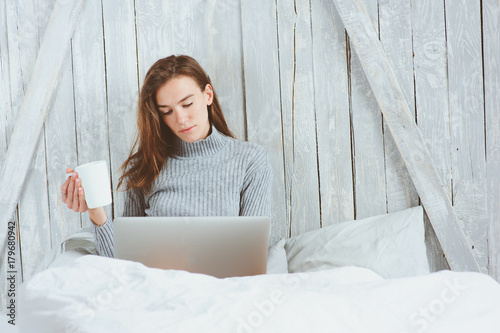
{"left": 6, "top": 221, "right": 18, "bottom": 325}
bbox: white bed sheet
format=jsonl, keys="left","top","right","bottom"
{"left": 19, "top": 252, "right": 500, "bottom": 333}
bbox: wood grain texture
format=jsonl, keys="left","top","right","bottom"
{"left": 0, "top": 0, "right": 83, "bottom": 281}
{"left": 135, "top": 0, "right": 172, "bottom": 84}
{"left": 16, "top": 0, "right": 51, "bottom": 281}
{"left": 311, "top": 0, "right": 354, "bottom": 226}
{"left": 348, "top": 0, "right": 388, "bottom": 220}
{"left": 483, "top": 0, "right": 500, "bottom": 281}
{"left": 412, "top": 0, "right": 450, "bottom": 272}
{"left": 0, "top": 0, "right": 10, "bottom": 170}
{"left": 277, "top": 0, "right": 321, "bottom": 237}
{"left": 379, "top": 0, "right": 419, "bottom": 213}
{"left": 241, "top": 0, "right": 287, "bottom": 242}
{"left": 0, "top": 0, "right": 10, "bottom": 312}
{"left": 35, "top": 0, "right": 81, "bottom": 254}
{"left": 445, "top": 0, "right": 488, "bottom": 272}
{"left": 332, "top": 0, "right": 481, "bottom": 272}
{"left": 5, "top": 0, "right": 22, "bottom": 146}
{"left": 102, "top": 0, "right": 140, "bottom": 220}
{"left": 44, "top": 50, "right": 80, "bottom": 250}
{"left": 72, "top": 0, "right": 112, "bottom": 228}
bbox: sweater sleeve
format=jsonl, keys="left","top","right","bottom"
{"left": 239, "top": 146, "right": 273, "bottom": 217}
{"left": 94, "top": 187, "right": 146, "bottom": 257}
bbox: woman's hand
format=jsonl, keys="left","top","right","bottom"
{"left": 61, "top": 168, "right": 107, "bottom": 226}
{"left": 61, "top": 168, "right": 88, "bottom": 212}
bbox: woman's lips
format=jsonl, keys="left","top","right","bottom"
{"left": 179, "top": 126, "right": 195, "bottom": 134}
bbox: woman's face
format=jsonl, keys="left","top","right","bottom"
{"left": 156, "top": 75, "right": 213, "bottom": 143}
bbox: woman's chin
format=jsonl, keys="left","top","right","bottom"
{"left": 178, "top": 133, "right": 200, "bottom": 143}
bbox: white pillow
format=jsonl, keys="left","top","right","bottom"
{"left": 266, "top": 238, "right": 288, "bottom": 274}
{"left": 285, "top": 206, "right": 429, "bottom": 278}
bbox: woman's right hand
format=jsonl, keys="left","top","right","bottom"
{"left": 61, "top": 168, "right": 107, "bottom": 226}
{"left": 61, "top": 168, "right": 88, "bottom": 213}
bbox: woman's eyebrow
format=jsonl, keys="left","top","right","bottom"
{"left": 157, "top": 94, "right": 194, "bottom": 108}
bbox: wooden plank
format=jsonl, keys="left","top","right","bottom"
{"left": 379, "top": 0, "right": 419, "bottom": 213}
{"left": 0, "top": 0, "right": 83, "bottom": 278}
{"left": 348, "top": 0, "right": 387, "bottom": 219}
{"left": 16, "top": 0, "right": 55, "bottom": 282}
{"left": 0, "top": 0, "right": 11, "bottom": 182}
{"left": 483, "top": 0, "right": 500, "bottom": 281}
{"left": 310, "top": 0, "right": 354, "bottom": 226}
{"left": 135, "top": 0, "right": 172, "bottom": 85}
{"left": 45, "top": 52, "right": 80, "bottom": 249}
{"left": 102, "top": 0, "right": 139, "bottom": 219}
{"left": 445, "top": 0, "right": 488, "bottom": 272}
{"left": 72, "top": 0, "right": 111, "bottom": 228}
{"left": 0, "top": 0, "right": 10, "bottom": 312}
{"left": 276, "top": 0, "right": 321, "bottom": 237}
{"left": 36, "top": 0, "right": 80, "bottom": 251}
{"left": 332, "top": 0, "right": 481, "bottom": 272}
{"left": 241, "top": 0, "right": 287, "bottom": 242}
{"left": 411, "top": 0, "right": 450, "bottom": 271}
{"left": 5, "top": 0, "right": 23, "bottom": 143}
{"left": 17, "top": 0, "right": 38, "bottom": 93}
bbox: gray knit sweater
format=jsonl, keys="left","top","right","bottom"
{"left": 94, "top": 126, "right": 273, "bottom": 257}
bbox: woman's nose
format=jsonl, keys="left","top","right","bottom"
{"left": 176, "top": 109, "right": 188, "bottom": 124}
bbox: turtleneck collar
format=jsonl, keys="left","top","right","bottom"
{"left": 172, "top": 126, "right": 228, "bottom": 157}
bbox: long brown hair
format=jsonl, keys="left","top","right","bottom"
{"left": 118, "top": 55, "right": 235, "bottom": 193}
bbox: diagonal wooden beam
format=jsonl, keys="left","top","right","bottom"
{"left": 0, "top": 0, "right": 84, "bottom": 252}
{"left": 332, "top": 0, "right": 480, "bottom": 272}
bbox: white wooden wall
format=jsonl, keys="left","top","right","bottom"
{"left": 1, "top": 0, "right": 498, "bottom": 310}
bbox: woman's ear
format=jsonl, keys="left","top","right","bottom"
{"left": 204, "top": 84, "right": 214, "bottom": 106}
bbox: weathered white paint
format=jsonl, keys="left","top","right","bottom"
{"left": 411, "top": 0, "right": 451, "bottom": 272}
{"left": 483, "top": 0, "right": 500, "bottom": 281}
{"left": 135, "top": 0, "right": 172, "bottom": 86}
{"left": 311, "top": 0, "right": 354, "bottom": 226}
{"left": 45, "top": 52, "right": 80, "bottom": 248}
{"left": 332, "top": 0, "right": 480, "bottom": 272}
{"left": 241, "top": 0, "right": 287, "bottom": 242}
{"left": 0, "top": 0, "right": 11, "bottom": 312}
{"left": 348, "top": 0, "right": 387, "bottom": 220}
{"left": 0, "top": 0, "right": 83, "bottom": 276}
{"left": 445, "top": 0, "right": 488, "bottom": 272}
{"left": 379, "top": 0, "right": 419, "bottom": 213}
{"left": 72, "top": 0, "right": 112, "bottom": 229}
{"left": 16, "top": 0, "right": 52, "bottom": 281}
{"left": 277, "top": 0, "right": 321, "bottom": 237}
{"left": 102, "top": 0, "right": 140, "bottom": 220}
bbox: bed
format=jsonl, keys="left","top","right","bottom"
{"left": 17, "top": 206, "right": 500, "bottom": 332}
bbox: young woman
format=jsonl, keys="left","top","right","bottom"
{"left": 61, "top": 55, "right": 272, "bottom": 257}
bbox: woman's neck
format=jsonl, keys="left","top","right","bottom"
{"left": 173, "top": 126, "right": 227, "bottom": 157}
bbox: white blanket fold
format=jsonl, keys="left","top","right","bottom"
{"left": 19, "top": 254, "right": 500, "bottom": 333}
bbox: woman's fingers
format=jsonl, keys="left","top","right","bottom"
{"left": 61, "top": 170, "right": 74, "bottom": 204}
{"left": 62, "top": 168, "right": 89, "bottom": 213}
{"left": 78, "top": 187, "right": 88, "bottom": 212}
{"left": 66, "top": 173, "right": 76, "bottom": 209}
{"left": 72, "top": 177, "right": 81, "bottom": 212}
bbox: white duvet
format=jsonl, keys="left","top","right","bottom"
{"left": 19, "top": 253, "right": 500, "bottom": 333}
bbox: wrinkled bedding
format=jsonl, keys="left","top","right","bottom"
{"left": 19, "top": 253, "right": 500, "bottom": 333}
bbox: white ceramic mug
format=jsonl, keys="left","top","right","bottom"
{"left": 74, "top": 160, "right": 112, "bottom": 209}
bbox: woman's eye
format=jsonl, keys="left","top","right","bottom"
{"left": 162, "top": 110, "right": 172, "bottom": 116}
{"left": 183, "top": 103, "right": 193, "bottom": 108}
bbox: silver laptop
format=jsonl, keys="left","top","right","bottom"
{"left": 113, "top": 216, "right": 270, "bottom": 278}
